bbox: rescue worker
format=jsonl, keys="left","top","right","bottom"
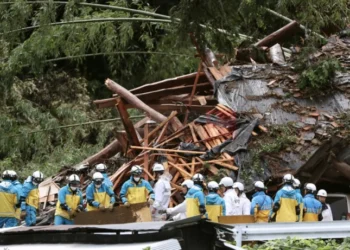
{"left": 317, "top": 189, "right": 333, "bottom": 221}
{"left": 9, "top": 170, "right": 22, "bottom": 225}
{"left": 233, "top": 182, "right": 251, "bottom": 215}
{"left": 206, "top": 181, "right": 226, "bottom": 222}
{"left": 151, "top": 163, "right": 172, "bottom": 221}
{"left": 166, "top": 179, "right": 193, "bottom": 221}
{"left": 54, "top": 174, "right": 84, "bottom": 225}
{"left": 269, "top": 174, "right": 303, "bottom": 222}
{"left": 0, "top": 170, "right": 20, "bottom": 228}
{"left": 185, "top": 174, "right": 206, "bottom": 218}
{"left": 95, "top": 163, "right": 113, "bottom": 189}
{"left": 87, "top": 172, "right": 115, "bottom": 211}
{"left": 21, "top": 171, "right": 44, "bottom": 226}
{"left": 293, "top": 178, "right": 301, "bottom": 194}
{"left": 303, "top": 183, "right": 322, "bottom": 221}
{"left": 120, "top": 165, "right": 155, "bottom": 206}
{"left": 219, "top": 177, "right": 237, "bottom": 216}
{"left": 250, "top": 181, "right": 273, "bottom": 222}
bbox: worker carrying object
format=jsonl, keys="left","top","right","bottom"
{"left": 86, "top": 172, "right": 116, "bottom": 211}
{"left": 250, "top": 181, "right": 273, "bottom": 222}
{"left": 232, "top": 182, "right": 251, "bottom": 215}
{"left": 54, "top": 174, "right": 84, "bottom": 225}
{"left": 166, "top": 179, "right": 193, "bottom": 221}
{"left": 205, "top": 181, "right": 226, "bottom": 222}
{"left": 151, "top": 163, "right": 172, "bottom": 221}
{"left": 95, "top": 163, "right": 113, "bottom": 189}
{"left": 21, "top": 171, "right": 44, "bottom": 226}
{"left": 120, "top": 165, "right": 155, "bottom": 207}
{"left": 269, "top": 174, "right": 303, "bottom": 222}
{"left": 185, "top": 174, "right": 206, "bottom": 218}
{"left": 9, "top": 170, "right": 22, "bottom": 225}
{"left": 0, "top": 170, "right": 21, "bottom": 228}
{"left": 219, "top": 177, "right": 238, "bottom": 216}
{"left": 303, "top": 183, "right": 322, "bottom": 222}
{"left": 317, "top": 189, "right": 333, "bottom": 221}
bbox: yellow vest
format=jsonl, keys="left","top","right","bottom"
{"left": 206, "top": 204, "right": 222, "bottom": 222}
{"left": 303, "top": 210, "right": 318, "bottom": 222}
{"left": 55, "top": 193, "right": 81, "bottom": 220}
{"left": 87, "top": 191, "right": 111, "bottom": 211}
{"left": 186, "top": 198, "right": 200, "bottom": 217}
{"left": 276, "top": 197, "right": 298, "bottom": 222}
{"left": 26, "top": 189, "right": 39, "bottom": 209}
{"left": 127, "top": 186, "right": 148, "bottom": 204}
{"left": 298, "top": 203, "right": 304, "bottom": 222}
{"left": 0, "top": 192, "right": 17, "bottom": 217}
{"left": 254, "top": 205, "right": 270, "bottom": 223}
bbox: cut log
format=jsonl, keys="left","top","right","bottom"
{"left": 254, "top": 21, "right": 300, "bottom": 47}
{"left": 105, "top": 78, "right": 182, "bottom": 131}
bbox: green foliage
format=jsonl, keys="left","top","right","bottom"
{"left": 0, "top": 72, "right": 115, "bottom": 180}
{"left": 298, "top": 57, "right": 342, "bottom": 90}
{"left": 243, "top": 237, "right": 350, "bottom": 250}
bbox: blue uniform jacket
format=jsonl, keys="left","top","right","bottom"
{"left": 120, "top": 177, "right": 154, "bottom": 204}
{"left": 102, "top": 173, "right": 113, "bottom": 188}
{"left": 206, "top": 192, "right": 226, "bottom": 215}
{"left": 303, "top": 194, "right": 322, "bottom": 215}
{"left": 86, "top": 182, "right": 115, "bottom": 207}
{"left": 21, "top": 177, "right": 37, "bottom": 211}
{"left": 250, "top": 191, "right": 273, "bottom": 215}
{"left": 186, "top": 184, "right": 205, "bottom": 206}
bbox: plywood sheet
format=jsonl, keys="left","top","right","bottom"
{"left": 218, "top": 215, "right": 255, "bottom": 224}
{"left": 74, "top": 202, "right": 151, "bottom": 225}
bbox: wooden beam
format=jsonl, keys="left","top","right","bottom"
{"left": 184, "top": 63, "right": 203, "bottom": 124}
{"left": 254, "top": 21, "right": 300, "bottom": 47}
{"left": 130, "top": 72, "right": 207, "bottom": 94}
{"left": 130, "top": 146, "right": 205, "bottom": 155}
{"left": 143, "top": 123, "right": 149, "bottom": 181}
{"left": 116, "top": 97, "right": 141, "bottom": 148}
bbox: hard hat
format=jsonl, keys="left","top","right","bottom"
{"left": 8, "top": 170, "right": 17, "bottom": 181}
{"left": 192, "top": 173, "right": 204, "bottom": 182}
{"left": 68, "top": 174, "right": 80, "bottom": 184}
{"left": 219, "top": 177, "right": 234, "bottom": 187}
{"left": 130, "top": 165, "right": 143, "bottom": 176}
{"left": 152, "top": 163, "right": 165, "bottom": 172}
{"left": 95, "top": 163, "right": 107, "bottom": 172}
{"left": 317, "top": 189, "right": 327, "bottom": 197}
{"left": 283, "top": 174, "right": 294, "bottom": 184}
{"left": 2, "top": 170, "right": 11, "bottom": 180}
{"left": 181, "top": 179, "right": 194, "bottom": 189}
{"left": 92, "top": 172, "right": 104, "bottom": 180}
{"left": 304, "top": 183, "right": 317, "bottom": 192}
{"left": 293, "top": 178, "right": 301, "bottom": 188}
{"left": 32, "top": 171, "right": 44, "bottom": 184}
{"left": 254, "top": 181, "right": 265, "bottom": 189}
{"left": 208, "top": 181, "right": 219, "bottom": 190}
{"left": 233, "top": 182, "right": 244, "bottom": 191}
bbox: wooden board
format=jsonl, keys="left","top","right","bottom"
{"left": 218, "top": 215, "right": 255, "bottom": 224}
{"left": 74, "top": 202, "right": 151, "bottom": 225}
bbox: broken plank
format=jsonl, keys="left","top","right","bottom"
{"left": 130, "top": 146, "right": 205, "bottom": 155}
{"left": 168, "top": 162, "right": 192, "bottom": 178}
{"left": 208, "top": 67, "right": 224, "bottom": 81}
{"left": 178, "top": 158, "right": 193, "bottom": 173}
{"left": 189, "top": 123, "right": 199, "bottom": 144}
{"left": 191, "top": 157, "right": 196, "bottom": 176}
{"left": 143, "top": 123, "right": 149, "bottom": 181}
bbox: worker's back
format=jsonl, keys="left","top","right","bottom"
{"left": 206, "top": 192, "right": 225, "bottom": 222}
{"left": 303, "top": 194, "right": 322, "bottom": 221}
{"left": 273, "top": 185, "right": 302, "bottom": 222}
{"left": 186, "top": 185, "right": 205, "bottom": 217}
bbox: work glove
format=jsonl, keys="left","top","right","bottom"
{"left": 199, "top": 205, "right": 206, "bottom": 215}
{"left": 68, "top": 209, "right": 77, "bottom": 218}
{"left": 20, "top": 211, "right": 27, "bottom": 220}
{"left": 124, "top": 202, "right": 130, "bottom": 207}
{"left": 148, "top": 198, "right": 154, "bottom": 206}
{"left": 108, "top": 204, "right": 114, "bottom": 212}
{"left": 76, "top": 205, "right": 84, "bottom": 213}
{"left": 99, "top": 204, "right": 106, "bottom": 212}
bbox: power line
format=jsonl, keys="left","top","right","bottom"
{"left": 2, "top": 115, "right": 145, "bottom": 139}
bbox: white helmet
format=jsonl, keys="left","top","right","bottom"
{"left": 317, "top": 189, "right": 327, "bottom": 197}
{"left": 181, "top": 179, "right": 194, "bottom": 189}
{"left": 152, "top": 163, "right": 165, "bottom": 172}
{"left": 208, "top": 181, "right": 219, "bottom": 191}
{"left": 9, "top": 170, "right": 17, "bottom": 181}
{"left": 254, "top": 181, "right": 265, "bottom": 189}
{"left": 92, "top": 172, "right": 104, "bottom": 186}
{"left": 2, "top": 170, "right": 11, "bottom": 180}
{"left": 68, "top": 174, "right": 80, "bottom": 183}
{"left": 192, "top": 173, "right": 204, "bottom": 182}
{"left": 130, "top": 165, "right": 143, "bottom": 176}
{"left": 95, "top": 163, "right": 107, "bottom": 172}
{"left": 283, "top": 174, "right": 294, "bottom": 184}
{"left": 32, "top": 171, "right": 44, "bottom": 184}
{"left": 305, "top": 183, "right": 317, "bottom": 193}
{"left": 293, "top": 178, "right": 301, "bottom": 189}
{"left": 233, "top": 182, "right": 244, "bottom": 191}
{"left": 219, "top": 177, "right": 234, "bottom": 187}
